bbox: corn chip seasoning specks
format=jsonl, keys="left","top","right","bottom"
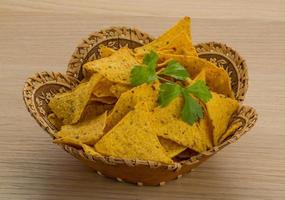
{"left": 83, "top": 47, "right": 139, "bottom": 84}
{"left": 55, "top": 111, "right": 107, "bottom": 145}
{"left": 95, "top": 103, "right": 173, "bottom": 164}
{"left": 48, "top": 17, "right": 240, "bottom": 165}
{"left": 49, "top": 74, "right": 102, "bottom": 125}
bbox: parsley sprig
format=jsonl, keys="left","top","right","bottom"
{"left": 130, "top": 51, "right": 212, "bottom": 125}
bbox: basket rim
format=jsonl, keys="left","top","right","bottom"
{"left": 22, "top": 26, "right": 256, "bottom": 172}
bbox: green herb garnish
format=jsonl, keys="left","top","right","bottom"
{"left": 160, "top": 60, "right": 189, "bottom": 81}
{"left": 130, "top": 51, "right": 158, "bottom": 86}
{"left": 130, "top": 51, "right": 212, "bottom": 125}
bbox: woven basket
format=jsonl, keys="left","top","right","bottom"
{"left": 23, "top": 27, "right": 257, "bottom": 186}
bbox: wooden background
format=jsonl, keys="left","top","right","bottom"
{"left": 0, "top": 0, "right": 284, "bottom": 199}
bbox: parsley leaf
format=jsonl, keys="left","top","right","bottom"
{"left": 130, "top": 51, "right": 158, "bottom": 86}
{"left": 158, "top": 83, "right": 182, "bottom": 107}
{"left": 181, "top": 89, "right": 204, "bottom": 125}
{"left": 186, "top": 80, "right": 212, "bottom": 103}
{"left": 130, "top": 65, "right": 157, "bottom": 86}
{"left": 143, "top": 50, "right": 159, "bottom": 70}
{"left": 160, "top": 60, "right": 189, "bottom": 81}
{"left": 130, "top": 50, "right": 212, "bottom": 125}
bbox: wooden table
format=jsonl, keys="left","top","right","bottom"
{"left": 1, "top": 1, "right": 284, "bottom": 199}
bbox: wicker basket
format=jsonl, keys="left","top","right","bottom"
{"left": 23, "top": 27, "right": 257, "bottom": 186}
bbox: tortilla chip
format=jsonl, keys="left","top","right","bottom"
{"left": 206, "top": 92, "right": 239, "bottom": 146}
{"left": 53, "top": 137, "right": 82, "bottom": 147}
{"left": 49, "top": 74, "right": 102, "bottom": 124}
{"left": 81, "top": 102, "right": 113, "bottom": 121}
{"left": 90, "top": 96, "right": 117, "bottom": 104}
{"left": 159, "top": 53, "right": 234, "bottom": 98}
{"left": 82, "top": 144, "right": 102, "bottom": 157}
{"left": 95, "top": 106, "right": 173, "bottom": 164}
{"left": 83, "top": 47, "right": 139, "bottom": 84}
{"left": 135, "top": 17, "right": 192, "bottom": 55}
{"left": 110, "top": 84, "right": 132, "bottom": 98}
{"left": 185, "top": 70, "right": 213, "bottom": 149}
{"left": 105, "top": 82, "right": 160, "bottom": 132}
{"left": 151, "top": 97, "right": 208, "bottom": 153}
{"left": 197, "top": 115, "right": 213, "bottom": 149}
{"left": 157, "top": 31, "right": 197, "bottom": 57}
{"left": 193, "top": 69, "right": 206, "bottom": 82}
{"left": 219, "top": 122, "right": 242, "bottom": 144}
{"left": 158, "top": 137, "right": 187, "bottom": 158}
{"left": 92, "top": 78, "right": 114, "bottom": 97}
{"left": 47, "top": 113, "right": 62, "bottom": 130}
{"left": 98, "top": 45, "right": 116, "bottom": 58}
{"left": 55, "top": 112, "right": 107, "bottom": 145}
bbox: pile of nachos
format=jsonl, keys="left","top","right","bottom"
{"left": 48, "top": 17, "right": 240, "bottom": 164}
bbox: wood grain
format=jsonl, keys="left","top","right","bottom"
{"left": 0, "top": 1, "right": 285, "bottom": 199}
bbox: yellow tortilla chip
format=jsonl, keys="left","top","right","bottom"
{"left": 92, "top": 78, "right": 114, "bottom": 97}
{"left": 105, "top": 82, "right": 160, "bottom": 132}
{"left": 151, "top": 97, "right": 208, "bottom": 153}
{"left": 206, "top": 92, "right": 239, "bottom": 146}
{"left": 47, "top": 113, "right": 62, "bottom": 130}
{"left": 157, "top": 31, "right": 197, "bottom": 57}
{"left": 135, "top": 17, "right": 192, "bottom": 55}
{"left": 55, "top": 112, "right": 107, "bottom": 145}
{"left": 83, "top": 47, "right": 139, "bottom": 84}
{"left": 158, "top": 137, "right": 187, "bottom": 158}
{"left": 184, "top": 70, "right": 206, "bottom": 89}
{"left": 197, "top": 115, "right": 213, "bottom": 149}
{"left": 82, "top": 144, "right": 102, "bottom": 157}
{"left": 90, "top": 95, "right": 117, "bottom": 104}
{"left": 219, "top": 122, "right": 242, "bottom": 144}
{"left": 95, "top": 106, "right": 173, "bottom": 164}
{"left": 193, "top": 69, "right": 206, "bottom": 82}
{"left": 185, "top": 72, "right": 213, "bottom": 149}
{"left": 53, "top": 137, "right": 82, "bottom": 147}
{"left": 98, "top": 45, "right": 116, "bottom": 58}
{"left": 81, "top": 102, "right": 113, "bottom": 121}
{"left": 159, "top": 53, "right": 234, "bottom": 98}
{"left": 49, "top": 74, "right": 102, "bottom": 124}
{"left": 109, "top": 84, "right": 132, "bottom": 98}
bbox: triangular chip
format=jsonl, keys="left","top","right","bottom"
{"left": 98, "top": 45, "right": 116, "bottom": 58}
{"left": 90, "top": 96, "right": 117, "bottom": 104}
{"left": 49, "top": 74, "right": 102, "bottom": 124}
{"left": 81, "top": 102, "right": 113, "bottom": 121}
{"left": 193, "top": 69, "right": 206, "bottom": 82}
{"left": 93, "top": 78, "right": 115, "bottom": 97}
{"left": 109, "top": 83, "right": 132, "bottom": 98}
{"left": 157, "top": 31, "right": 197, "bottom": 57}
{"left": 158, "top": 137, "right": 187, "bottom": 158}
{"left": 53, "top": 137, "right": 82, "bottom": 148}
{"left": 158, "top": 53, "right": 234, "bottom": 98}
{"left": 82, "top": 144, "right": 102, "bottom": 157}
{"left": 135, "top": 17, "right": 192, "bottom": 55}
{"left": 219, "top": 121, "right": 242, "bottom": 144}
{"left": 95, "top": 106, "right": 173, "bottom": 164}
{"left": 83, "top": 47, "right": 139, "bottom": 84}
{"left": 55, "top": 112, "right": 107, "bottom": 145}
{"left": 151, "top": 97, "right": 208, "bottom": 153}
{"left": 197, "top": 115, "right": 213, "bottom": 149}
{"left": 185, "top": 70, "right": 213, "bottom": 149}
{"left": 206, "top": 92, "right": 239, "bottom": 146}
{"left": 105, "top": 82, "right": 160, "bottom": 132}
